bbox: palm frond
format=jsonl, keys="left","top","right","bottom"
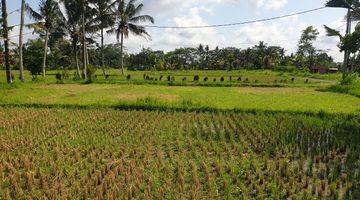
{"left": 325, "top": 0, "right": 352, "bottom": 9}
{"left": 130, "top": 15, "right": 154, "bottom": 24}
{"left": 324, "top": 25, "right": 343, "bottom": 39}
{"left": 350, "top": 8, "right": 360, "bottom": 20}
{"left": 25, "top": 3, "right": 43, "bottom": 21}
{"left": 128, "top": 23, "right": 150, "bottom": 39}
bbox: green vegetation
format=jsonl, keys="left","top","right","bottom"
{"left": 0, "top": 107, "right": 359, "bottom": 199}
{"left": 0, "top": 0, "right": 359, "bottom": 199}
{"left": 0, "top": 69, "right": 340, "bottom": 87}
{"left": 0, "top": 83, "right": 359, "bottom": 114}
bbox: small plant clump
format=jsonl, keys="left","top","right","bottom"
{"left": 220, "top": 77, "right": 225, "bottom": 82}
{"left": 126, "top": 74, "right": 131, "bottom": 80}
{"left": 204, "top": 77, "right": 208, "bottom": 82}
{"left": 194, "top": 75, "right": 200, "bottom": 81}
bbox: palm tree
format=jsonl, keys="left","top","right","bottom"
{"left": 325, "top": 0, "right": 359, "bottom": 75}
{"left": 59, "top": 0, "right": 83, "bottom": 78}
{"left": 89, "top": 0, "right": 115, "bottom": 77}
{"left": 109, "top": 0, "right": 154, "bottom": 75}
{"left": 1, "top": 0, "right": 12, "bottom": 83}
{"left": 18, "top": 0, "right": 26, "bottom": 82}
{"left": 26, "top": 0, "right": 62, "bottom": 78}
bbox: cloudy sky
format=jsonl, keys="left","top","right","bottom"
{"left": 7, "top": 0, "right": 354, "bottom": 61}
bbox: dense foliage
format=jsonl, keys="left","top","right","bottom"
{"left": 0, "top": 107, "right": 359, "bottom": 199}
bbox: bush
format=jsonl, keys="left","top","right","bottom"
{"left": 220, "top": 77, "right": 225, "bottom": 82}
{"left": 182, "top": 77, "right": 187, "bottom": 81}
{"left": 194, "top": 75, "right": 200, "bottom": 81}
{"left": 237, "top": 77, "right": 242, "bottom": 81}
{"left": 274, "top": 65, "right": 298, "bottom": 72}
{"left": 159, "top": 75, "right": 163, "bottom": 81}
{"left": 56, "top": 72, "right": 62, "bottom": 81}
{"left": 126, "top": 74, "right": 131, "bottom": 80}
{"left": 204, "top": 77, "right": 208, "bottom": 82}
{"left": 213, "top": 78, "right": 216, "bottom": 82}
{"left": 340, "top": 74, "right": 357, "bottom": 85}
{"left": 291, "top": 78, "right": 295, "bottom": 83}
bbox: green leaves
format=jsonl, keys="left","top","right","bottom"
{"left": 325, "top": 0, "right": 352, "bottom": 9}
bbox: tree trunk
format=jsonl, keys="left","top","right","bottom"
{"left": 82, "top": 3, "right": 87, "bottom": 80}
{"left": 343, "top": 8, "right": 352, "bottom": 78}
{"left": 120, "top": 32, "right": 125, "bottom": 75}
{"left": 19, "top": 0, "right": 25, "bottom": 82}
{"left": 42, "top": 30, "right": 49, "bottom": 78}
{"left": 101, "top": 28, "right": 106, "bottom": 77}
{"left": 1, "top": 0, "right": 12, "bottom": 84}
{"left": 75, "top": 44, "right": 81, "bottom": 78}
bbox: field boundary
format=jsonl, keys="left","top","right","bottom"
{"left": 1, "top": 102, "right": 358, "bottom": 118}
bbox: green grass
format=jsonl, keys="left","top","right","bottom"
{"left": 0, "top": 69, "right": 339, "bottom": 87}
{"left": 0, "top": 83, "right": 359, "bottom": 114}
{"left": 324, "top": 76, "right": 360, "bottom": 97}
{"left": 0, "top": 107, "right": 359, "bottom": 199}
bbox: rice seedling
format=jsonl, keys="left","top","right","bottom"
{"left": 0, "top": 107, "right": 358, "bottom": 199}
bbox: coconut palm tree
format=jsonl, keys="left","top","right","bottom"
{"left": 89, "top": 0, "right": 115, "bottom": 77}
{"left": 18, "top": 0, "right": 26, "bottom": 82}
{"left": 59, "top": 0, "right": 83, "bottom": 78}
{"left": 1, "top": 0, "right": 12, "bottom": 83}
{"left": 325, "top": 0, "right": 359, "bottom": 75}
{"left": 109, "top": 0, "right": 154, "bottom": 75}
{"left": 26, "top": 0, "right": 63, "bottom": 78}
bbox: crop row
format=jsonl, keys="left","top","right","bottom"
{"left": 0, "top": 107, "right": 359, "bottom": 199}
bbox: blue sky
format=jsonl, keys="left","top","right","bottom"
{"left": 7, "top": 0, "right": 351, "bottom": 61}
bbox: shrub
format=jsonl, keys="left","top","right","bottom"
{"left": 159, "top": 75, "right": 163, "bottom": 81}
{"left": 126, "top": 74, "right": 131, "bottom": 80}
{"left": 340, "top": 74, "right": 357, "bottom": 85}
{"left": 213, "top": 78, "right": 216, "bottom": 82}
{"left": 194, "top": 75, "right": 200, "bottom": 81}
{"left": 245, "top": 78, "right": 249, "bottom": 82}
{"left": 274, "top": 65, "right": 298, "bottom": 72}
{"left": 55, "top": 72, "right": 62, "bottom": 81}
{"left": 182, "top": 77, "right": 187, "bottom": 81}
{"left": 291, "top": 78, "right": 295, "bottom": 83}
{"left": 220, "top": 77, "right": 225, "bottom": 82}
{"left": 204, "top": 77, "right": 208, "bottom": 82}
{"left": 237, "top": 77, "right": 242, "bottom": 81}
{"left": 105, "top": 74, "right": 110, "bottom": 80}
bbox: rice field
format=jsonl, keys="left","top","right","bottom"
{"left": 0, "top": 107, "right": 359, "bottom": 199}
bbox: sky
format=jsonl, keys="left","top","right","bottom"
{"left": 6, "top": 0, "right": 353, "bottom": 62}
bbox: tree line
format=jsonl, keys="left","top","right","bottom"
{"left": 1, "top": 0, "right": 154, "bottom": 83}
{"left": 1, "top": 0, "right": 360, "bottom": 83}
